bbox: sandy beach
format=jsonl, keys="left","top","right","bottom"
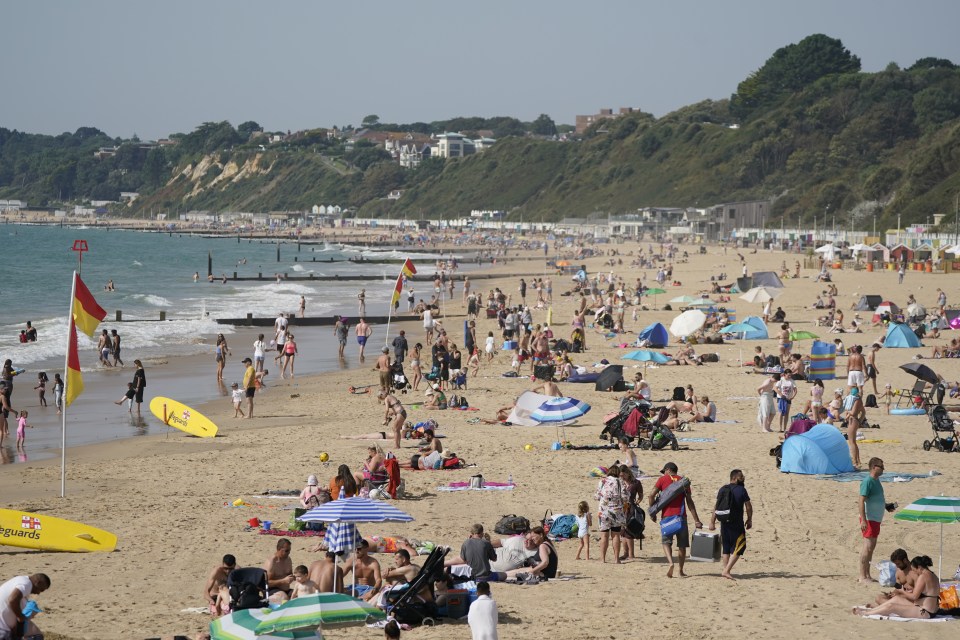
{"left": 1, "top": 240, "right": 958, "bottom": 640}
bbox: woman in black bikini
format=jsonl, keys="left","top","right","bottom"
{"left": 854, "top": 555, "right": 940, "bottom": 618}
{"left": 379, "top": 389, "right": 406, "bottom": 450}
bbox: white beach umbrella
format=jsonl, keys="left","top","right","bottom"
{"left": 814, "top": 244, "right": 837, "bottom": 261}
{"left": 739, "top": 286, "right": 782, "bottom": 304}
{"left": 669, "top": 309, "right": 706, "bottom": 337}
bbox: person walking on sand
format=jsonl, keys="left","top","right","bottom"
{"left": 757, "top": 373, "right": 778, "bottom": 432}
{"left": 379, "top": 388, "right": 406, "bottom": 450}
{"left": 847, "top": 344, "right": 865, "bottom": 397}
{"left": 709, "top": 469, "right": 752, "bottom": 581}
{"left": 242, "top": 358, "right": 256, "bottom": 419}
{"left": 858, "top": 457, "right": 895, "bottom": 583}
{"left": 356, "top": 318, "right": 373, "bottom": 362}
{"left": 897, "top": 263, "right": 905, "bottom": 284}
{"left": 865, "top": 343, "right": 880, "bottom": 396}
{"left": 280, "top": 333, "right": 298, "bottom": 379}
{"left": 374, "top": 347, "right": 392, "bottom": 396}
{"left": 648, "top": 462, "right": 703, "bottom": 578}
{"left": 131, "top": 360, "right": 146, "bottom": 416}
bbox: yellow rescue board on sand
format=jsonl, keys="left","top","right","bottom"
{"left": 0, "top": 509, "right": 117, "bottom": 552}
{"left": 149, "top": 396, "right": 219, "bottom": 438}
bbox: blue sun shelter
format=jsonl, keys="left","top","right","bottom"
{"left": 741, "top": 316, "right": 769, "bottom": 339}
{"left": 884, "top": 323, "right": 921, "bottom": 348}
{"left": 780, "top": 424, "right": 855, "bottom": 474}
{"left": 636, "top": 322, "right": 669, "bottom": 348}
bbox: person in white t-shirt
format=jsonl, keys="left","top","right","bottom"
{"left": 0, "top": 573, "right": 49, "bottom": 639}
{"left": 775, "top": 371, "right": 798, "bottom": 432}
{"left": 253, "top": 333, "right": 266, "bottom": 373}
{"left": 467, "top": 581, "right": 498, "bottom": 640}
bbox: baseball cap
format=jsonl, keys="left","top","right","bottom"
{"left": 660, "top": 462, "right": 678, "bottom": 474}
{"left": 382, "top": 346, "right": 389, "bottom": 353}
{"left": 242, "top": 357, "right": 252, "bottom": 364}
{"left": 307, "top": 475, "right": 318, "bottom": 486}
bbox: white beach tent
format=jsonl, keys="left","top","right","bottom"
{"left": 814, "top": 244, "right": 837, "bottom": 261}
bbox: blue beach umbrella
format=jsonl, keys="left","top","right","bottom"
{"left": 529, "top": 397, "right": 592, "bottom": 423}
{"left": 622, "top": 350, "right": 671, "bottom": 364}
{"left": 298, "top": 496, "right": 415, "bottom": 525}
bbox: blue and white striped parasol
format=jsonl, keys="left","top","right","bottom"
{"left": 297, "top": 497, "right": 415, "bottom": 524}
{"left": 529, "top": 397, "right": 592, "bottom": 423}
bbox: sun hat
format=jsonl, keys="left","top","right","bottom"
{"left": 834, "top": 388, "right": 844, "bottom": 394}
{"left": 850, "top": 387, "right": 859, "bottom": 396}
{"left": 307, "top": 475, "right": 318, "bottom": 486}
{"left": 425, "top": 389, "right": 435, "bottom": 396}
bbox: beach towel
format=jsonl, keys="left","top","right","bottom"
{"left": 436, "top": 481, "right": 516, "bottom": 492}
{"left": 678, "top": 437, "right": 717, "bottom": 443}
{"left": 385, "top": 457, "right": 401, "bottom": 499}
{"left": 858, "top": 439, "right": 901, "bottom": 444}
{"left": 818, "top": 471, "right": 942, "bottom": 483}
{"left": 258, "top": 529, "right": 325, "bottom": 537}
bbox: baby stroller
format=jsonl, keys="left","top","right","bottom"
{"left": 227, "top": 567, "right": 268, "bottom": 611}
{"left": 600, "top": 398, "right": 651, "bottom": 444}
{"left": 391, "top": 360, "right": 410, "bottom": 394}
{"left": 636, "top": 422, "right": 679, "bottom": 451}
{"left": 384, "top": 546, "right": 447, "bottom": 625}
{"left": 923, "top": 404, "right": 960, "bottom": 452}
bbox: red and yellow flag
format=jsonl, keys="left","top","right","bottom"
{"left": 390, "top": 258, "right": 417, "bottom": 308}
{"left": 65, "top": 317, "right": 84, "bottom": 407}
{"left": 73, "top": 273, "right": 107, "bottom": 337}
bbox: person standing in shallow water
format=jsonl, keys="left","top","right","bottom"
{"left": 131, "top": 359, "right": 146, "bottom": 416}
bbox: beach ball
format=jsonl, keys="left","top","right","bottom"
{"left": 319, "top": 452, "right": 329, "bottom": 462}
{"left": 524, "top": 443, "right": 534, "bottom": 451}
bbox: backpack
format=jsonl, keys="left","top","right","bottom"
{"left": 714, "top": 484, "right": 734, "bottom": 523}
{"left": 493, "top": 514, "right": 530, "bottom": 535}
{"left": 864, "top": 393, "right": 878, "bottom": 408}
{"left": 672, "top": 386, "right": 685, "bottom": 401}
{"left": 458, "top": 396, "right": 469, "bottom": 409}
{"left": 448, "top": 394, "right": 459, "bottom": 408}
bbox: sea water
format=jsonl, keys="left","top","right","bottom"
{"left": 0, "top": 223, "right": 460, "bottom": 463}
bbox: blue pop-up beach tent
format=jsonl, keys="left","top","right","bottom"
{"left": 637, "top": 322, "right": 669, "bottom": 348}
{"left": 780, "top": 424, "right": 855, "bottom": 474}
{"left": 741, "top": 316, "right": 769, "bottom": 339}
{"left": 884, "top": 323, "right": 921, "bottom": 348}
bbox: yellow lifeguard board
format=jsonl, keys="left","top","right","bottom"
{"left": 149, "top": 396, "right": 218, "bottom": 438}
{"left": 0, "top": 509, "right": 117, "bottom": 552}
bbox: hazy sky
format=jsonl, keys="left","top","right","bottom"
{"left": 3, "top": 0, "right": 958, "bottom": 140}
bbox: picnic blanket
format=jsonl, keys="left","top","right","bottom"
{"left": 818, "top": 471, "right": 942, "bottom": 483}
{"left": 258, "top": 529, "right": 325, "bottom": 537}
{"left": 436, "top": 481, "right": 516, "bottom": 492}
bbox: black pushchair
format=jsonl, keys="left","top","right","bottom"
{"left": 391, "top": 360, "right": 410, "bottom": 394}
{"left": 385, "top": 546, "right": 448, "bottom": 625}
{"left": 923, "top": 404, "right": 960, "bottom": 452}
{"left": 636, "top": 422, "right": 679, "bottom": 451}
{"left": 600, "top": 398, "right": 651, "bottom": 444}
{"left": 227, "top": 567, "right": 268, "bottom": 611}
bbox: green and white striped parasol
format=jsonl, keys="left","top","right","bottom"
{"left": 894, "top": 495, "right": 960, "bottom": 578}
{"left": 210, "top": 607, "right": 322, "bottom": 640}
{"left": 254, "top": 593, "right": 386, "bottom": 635}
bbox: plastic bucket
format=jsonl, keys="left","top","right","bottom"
{"left": 248, "top": 518, "right": 260, "bottom": 527}
{"left": 446, "top": 589, "right": 469, "bottom": 618}
{"left": 866, "top": 263, "right": 874, "bottom": 272}
{"left": 262, "top": 521, "right": 273, "bottom": 531}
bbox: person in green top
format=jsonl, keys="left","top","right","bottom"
{"left": 858, "top": 457, "right": 894, "bottom": 583}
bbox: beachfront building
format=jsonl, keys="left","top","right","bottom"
{"left": 0, "top": 199, "right": 25, "bottom": 212}
{"left": 704, "top": 200, "right": 772, "bottom": 241}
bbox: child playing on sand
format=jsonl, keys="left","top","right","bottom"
{"left": 484, "top": 332, "right": 496, "bottom": 362}
{"left": 290, "top": 565, "right": 318, "bottom": 598}
{"left": 16, "top": 410, "right": 30, "bottom": 449}
{"left": 34, "top": 372, "right": 47, "bottom": 407}
{"left": 575, "top": 500, "right": 592, "bottom": 560}
{"left": 878, "top": 383, "right": 894, "bottom": 415}
{"left": 231, "top": 383, "right": 245, "bottom": 418}
{"left": 468, "top": 348, "right": 480, "bottom": 378}
{"left": 114, "top": 382, "right": 136, "bottom": 412}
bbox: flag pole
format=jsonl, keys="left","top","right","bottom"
{"left": 61, "top": 271, "right": 78, "bottom": 498}
{"left": 385, "top": 273, "right": 401, "bottom": 348}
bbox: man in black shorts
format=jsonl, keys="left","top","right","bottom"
{"left": 708, "top": 469, "right": 752, "bottom": 580}
{"left": 242, "top": 358, "right": 256, "bottom": 418}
